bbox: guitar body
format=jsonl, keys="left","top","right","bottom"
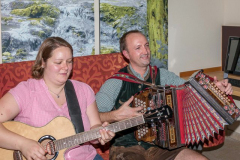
{"left": 1, "top": 117, "right": 76, "bottom": 160}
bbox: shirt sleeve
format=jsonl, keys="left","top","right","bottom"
{"left": 96, "top": 79, "right": 122, "bottom": 112}
{"left": 9, "top": 81, "right": 29, "bottom": 112}
{"left": 159, "top": 68, "right": 186, "bottom": 86}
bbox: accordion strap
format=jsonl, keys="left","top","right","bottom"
{"left": 151, "top": 66, "right": 157, "bottom": 86}
{"left": 64, "top": 80, "right": 84, "bottom": 134}
{"left": 110, "top": 65, "right": 158, "bottom": 87}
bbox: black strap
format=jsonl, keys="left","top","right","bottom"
{"left": 64, "top": 80, "right": 84, "bottom": 133}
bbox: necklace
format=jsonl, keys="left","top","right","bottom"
{"left": 48, "top": 87, "right": 64, "bottom": 98}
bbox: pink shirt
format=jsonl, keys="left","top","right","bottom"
{"left": 9, "top": 79, "right": 97, "bottom": 160}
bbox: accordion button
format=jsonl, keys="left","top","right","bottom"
{"left": 138, "top": 85, "right": 141, "bottom": 89}
{"left": 230, "top": 104, "right": 235, "bottom": 109}
{"left": 203, "top": 85, "right": 208, "bottom": 89}
{"left": 224, "top": 105, "right": 229, "bottom": 110}
{"left": 228, "top": 110, "right": 233, "bottom": 115}
{"left": 235, "top": 109, "right": 239, "bottom": 113}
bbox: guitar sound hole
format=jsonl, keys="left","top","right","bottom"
{"left": 38, "top": 135, "right": 58, "bottom": 160}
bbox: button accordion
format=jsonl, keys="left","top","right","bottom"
{"left": 133, "top": 70, "right": 240, "bottom": 149}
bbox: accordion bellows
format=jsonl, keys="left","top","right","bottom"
{"left": 133, "top": 70, "right": 240, "bottom": 149}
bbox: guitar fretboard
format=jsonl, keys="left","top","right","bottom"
{"left": 54, "top": 115, "right": 145, "bottom": 151}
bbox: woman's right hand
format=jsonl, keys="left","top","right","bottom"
{"left": 19, "top": 138, "right": 47, "bottom": 160}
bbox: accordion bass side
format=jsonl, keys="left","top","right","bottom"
{"left": 133, "top": 70, "right": 240, "bottom": 150}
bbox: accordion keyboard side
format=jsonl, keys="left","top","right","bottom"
{"left": 188, "top": 71, "right": 240, "bottom": 124}
{"left": 133, "top": 89, "right": 157, "bottom": 142}
{"left": 189, "top": 79, "right": 234, "bottom": 124}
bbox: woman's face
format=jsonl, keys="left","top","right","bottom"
{"left": 42, "top": 46, "right": 73, "bottom": 85}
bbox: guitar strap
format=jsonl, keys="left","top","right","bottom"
{"left": 64, "top": 80, "right": 84, "bottom": 134}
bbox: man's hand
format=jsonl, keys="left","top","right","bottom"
{"left": 115, "top": 96, "right": 143, "bottom": 121}
{"left": 213, "top": 76, "right": 233, "bottom": 95}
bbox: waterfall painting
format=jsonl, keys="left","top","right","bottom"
{"left": 1, "top": 0, "right": 95, "bottom": 63}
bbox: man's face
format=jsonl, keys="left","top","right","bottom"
{"left": 123, "top": 33, "right": 151, "bottom": 68}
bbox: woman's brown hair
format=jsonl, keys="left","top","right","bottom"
{"left": 31, "top": 37, "right": 73, "bottom": 79}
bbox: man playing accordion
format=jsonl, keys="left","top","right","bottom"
{"left": 96, "top": 30, "right": 233, "bottom": 160}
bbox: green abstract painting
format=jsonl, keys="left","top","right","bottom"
{"left": 100, "top": 0, "right": 168, "bottom": 68}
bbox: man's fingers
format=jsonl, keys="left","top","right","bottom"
{"left": 134, "top": 106, "right": 144, "bottom": 112}
{"left": 213, "top": 76, "right": 218, "bottom": 83}
{"left": 225, "top": 84, "right": 233, "bottom": 95}
{"left": 124, "top": 96, "right": 134, "bottom": 105}
{"left": 223, "top": 79, "right": 229, "bottom": 86}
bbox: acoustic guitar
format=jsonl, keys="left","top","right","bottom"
{"left": 0, "top": 105, "right": 172, "bottom": 160}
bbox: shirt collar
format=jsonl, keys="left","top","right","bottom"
{"left": 129, "top": 64, "right": 149, "bottom": 81}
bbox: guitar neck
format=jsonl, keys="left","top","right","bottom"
{"left": 54, "top": 115, "right": 145, "bottom": 151}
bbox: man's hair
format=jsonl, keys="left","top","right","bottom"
{"left": 119, "top": 30, "right": 144, "bottom": 53}
{"left": 31, "top": 37, "right": 73, "bottom": 79}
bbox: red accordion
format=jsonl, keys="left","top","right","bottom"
{"left": 133, "top": 70, "right": 240, "bottom": 149}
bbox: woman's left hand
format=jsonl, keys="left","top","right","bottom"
{"left": 97, "top": 122, "right": 115, "bottom": 145}
{"left": 90, "top": 122, "right": 115, "bottom": 145}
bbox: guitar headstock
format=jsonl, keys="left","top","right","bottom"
{"left": 143, "top": 105, "right": 173, "bottom": 123}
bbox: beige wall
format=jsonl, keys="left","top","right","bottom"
{"left": 168, "top": 0, "right": 240, "bottom": 75}
{"left": 223, "top": 0, "right": 240, "bottom": 25}
{"left": 168, "top": 0, "right": 223, "bottom": 75}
